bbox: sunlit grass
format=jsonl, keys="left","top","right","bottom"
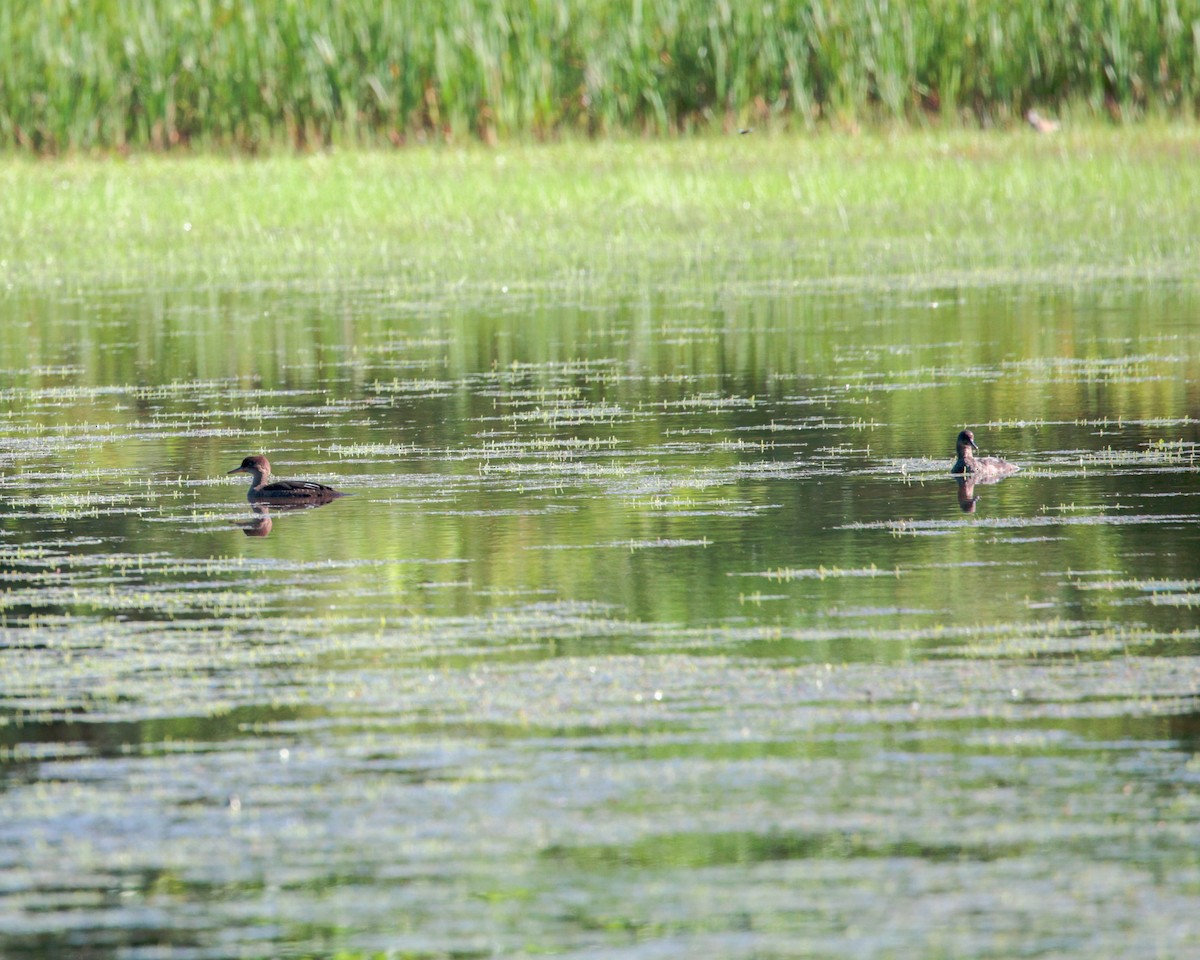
{"left": 3, "top": 127, "right": 1199, "bottom": 300}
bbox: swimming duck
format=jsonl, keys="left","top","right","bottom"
{"left": 951, "top": 430, "right": 1019, "bottom": 477}
{"left": 226, "top": 455, "right": 345, "bottom": 502}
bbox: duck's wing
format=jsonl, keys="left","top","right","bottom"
{"left": 976, "top": 456, "right": 1019, "bottom": 475}
{"left": 256, "top": 479, "right": 345, "bottom": 499}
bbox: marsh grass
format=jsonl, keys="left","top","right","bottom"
{"left": 4, "top": 1, "right": 1200, "bottom": 151}
{"left": 3, "top": 127, "right": 1200, "bottom": 311}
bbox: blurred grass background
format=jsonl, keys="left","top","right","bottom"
{"left": 2, "top": 0, "right": 1198, "bottom": 153}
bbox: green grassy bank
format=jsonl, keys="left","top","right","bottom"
{"left": 3, "top": 1, "right": 1199, "bottom": 153}
{"left": 3, "top": 125, "right": 1198, "bottom": 298}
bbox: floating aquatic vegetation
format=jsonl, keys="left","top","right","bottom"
{"left": 844, "top": 513, "right": 1199, "bottom": 535}
{"left": 733, "top": 565, "right": 900, "bottom": 582}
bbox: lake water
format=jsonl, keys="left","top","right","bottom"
{"left": 1, "top": 276, "right": 1198, "bottom": 958}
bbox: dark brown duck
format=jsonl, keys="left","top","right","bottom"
{"left": 227, "top": 455, "right": 346, "bottom": 502}
{"left": 951, "top": 430, "right": 1019, "bottom": 478}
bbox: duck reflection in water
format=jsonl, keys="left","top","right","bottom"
{"left": 235, "top": 498, "right": 343, "bottom": 537}
{"left": 956, "top": 477, "right": 980, "bottom": 513}
{"left": 237, "top": 502, "right": 275, "bottom": 537}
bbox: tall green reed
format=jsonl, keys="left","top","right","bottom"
{"left": 1, "top": 0, "right": 1197, "bottom": 152}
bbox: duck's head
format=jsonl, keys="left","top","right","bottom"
{"left": 956, "top": 430, "right": 978, "bottom": 454}
{"left": 228, "top": 455, "right": 271, "bottom": 479}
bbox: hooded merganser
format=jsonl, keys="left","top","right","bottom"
{"left": 951, "top": 430, "right": 1019, "bottom": 477}
{"left": 226, "top": 455, "right": 345, "bottom": 502}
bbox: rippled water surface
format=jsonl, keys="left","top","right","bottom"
{"left": 2, "top": 273, "right": 1199, "bottom": 959}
